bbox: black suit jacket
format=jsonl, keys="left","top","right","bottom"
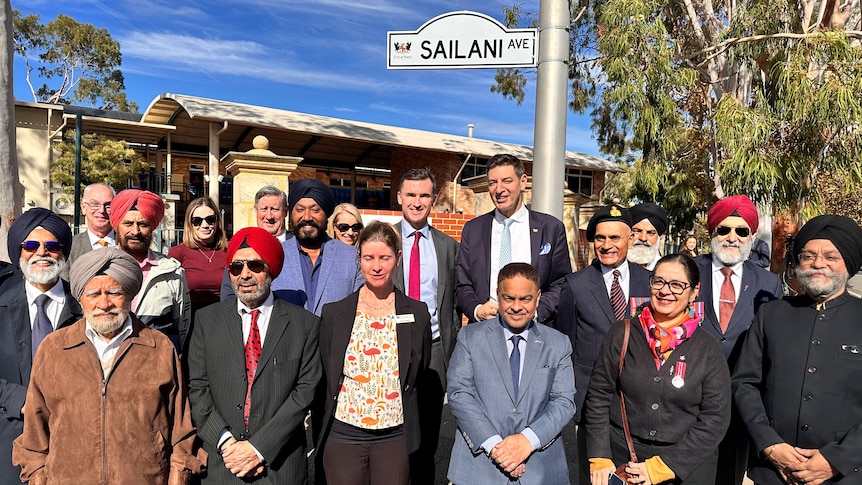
{"left": 188, "top": 296, "right": 322, "bottom": 484}
{"left": 695, "top": 255, "right": 782, "bottom": 366}
{"left": 393, "top": 222, "right": 460, "bottom": 365}
{"left": 554, "top": 260, "right": 651, "bottom": 421}
{"left": 456, "top": 208, "right": 571, "bottom": 323}
{"left": 317, "top": 289, "right": 432, "bottom": 457}
{"left": 0, "top": 275, "right": 81, "bottom": 484}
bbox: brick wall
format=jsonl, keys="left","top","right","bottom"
{"left": 357, "top": 209, "right": 475, "bottom": 242}
{"left": 390, "top": 148, "right": 463, "bottom": 209}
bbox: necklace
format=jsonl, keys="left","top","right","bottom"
{"left": 359, "top": 290, "right": 394, "bottom": 311}
{"left": 197, "top": 247, "right": 217, "bottom": 263}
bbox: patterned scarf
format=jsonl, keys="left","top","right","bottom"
{"left": 639, "top": 304, "right": 701, "bottom": 369}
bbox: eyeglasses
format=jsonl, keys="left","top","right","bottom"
{"left": 191, "top": 215, "right": 218, "bottom": 226}
{"left": 336, "top": 223, "right": 363, "bottom": 233}
{"left": 798, "top": 252, "right": 843, "bottom": 266}
{"left": 649, "top": 276, "right": 691, "bottom": 295}
{"left": 228, "top": 259, "right": 267, "bottom": 276}
{"left": 20, "top": 241, "right": 64, "bottom": 253}
{"left": 83, "top": 201, "right": 111, "bottom": 212}
{"left": 715, "top": 226, "right": 750, "bottom": 238}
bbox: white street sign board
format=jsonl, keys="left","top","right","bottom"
{"left": 387, "top": 11, "right": 537, "bottom": 70}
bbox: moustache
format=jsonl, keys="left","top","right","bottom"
{"left": 28, "top": 256, "right": 57, "bottom": 266}
{"left": 92, "top": 310, "right": 121, "bottom": 317}
{"left": 633, "top": 241, "right": 653, "bottom": 247}
{"left": 298, "top": 220, "right": 321, "bottom": 229}
{"left": 720, "top": 241, "right": 742, "bottom": 248}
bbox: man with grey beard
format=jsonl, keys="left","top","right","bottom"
{"left": 628, "top": 202, "right": 668, "bottom": 270}
{"left": 733, "top": 214, "right": 862, "bottom": 485}
{"left": 0, "top": 208, "right": 82, "bottom": 484}
{"left": 695, "top": 195, "right": 782, "bottom": 485}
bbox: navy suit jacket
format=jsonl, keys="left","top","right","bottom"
{"left": 695, "top": 255, "right": 782, "bottom": 366}
{"left": 447, "top": 318, "right": 575, "bottom": 485}
{"left": 553, "top": 260, "right": 651, "bottom": 422}
{"left": 456, "top": 209, "right": 571, "bottom": 323}
{"left": 0, "top": 274, "right": 81, "bottom": 484}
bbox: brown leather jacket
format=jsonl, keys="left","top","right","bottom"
{"left": 12, "top": 317, "right": 203, "bottom": 485}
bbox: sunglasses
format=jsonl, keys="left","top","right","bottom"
{"left": 715, "top": 226, "right": 750, "bottom": 238}
{"left": 20, "top": 241, "right": 64, "bottom": 253}
{"left": 191, "top": 215, "right": 218, "bottom": 227}
{"left": 336, "top": 223, "right": 363, "bottom": 233}
{"left": 228, "top": 259, "right": 267, "bottom": 276}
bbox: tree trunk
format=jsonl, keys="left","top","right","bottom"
{"left": 0, "top": 0, "right": 23, "bottom": 263}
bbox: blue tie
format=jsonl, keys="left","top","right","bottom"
{"left": 510, "top": 335, "right": 522, "bottom": 397}
{"left": 500, "top": 218, "right": 514, "bottom": 268}
{"left": 32, "top": 294, "right": 53, "bottom": 359}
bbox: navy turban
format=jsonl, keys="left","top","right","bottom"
{"left": 288, "top": 179, "right": 336, "bottom": 217}
{"left": 794, "top": 214, "right": 862, "bottom": 277}
{"left": 7, "top": 208, "right": 72, "bottom": 268}
{"left": 630, "top": 202, "right": 669, "bottom": 236}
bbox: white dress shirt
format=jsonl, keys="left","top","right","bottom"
{"left": 25, "top": 280, "right": 66, "bottom": 330}
{"left": 710, "top": 257, "right": 744, "bottom": 319}
{"left": 489, "top": 204, "right": 532, "bottom": 300}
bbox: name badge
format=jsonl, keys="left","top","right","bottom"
{"left": 395, "top": 314, "right": 416, "bottom": 324}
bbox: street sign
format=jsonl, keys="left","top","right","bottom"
{"left": 387, "top": 11, "right": 537, "bottom": 70}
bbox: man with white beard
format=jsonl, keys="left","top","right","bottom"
{"left": 0, "top": 208, "right": 82, "bottom": 484}
{"left": 694, "top": 195, "right": 782, "bottom": 485}
{"left": 627, "top": 202, "right": 668, "bottom": 270}
{"left": 732, "top": 215, "right": 862, "bottom": 485}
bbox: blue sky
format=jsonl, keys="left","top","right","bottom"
{"left": 12, "top": 0, "right": 602, "bottom": 156}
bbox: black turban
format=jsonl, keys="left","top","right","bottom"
{"left": 630, "top": 202, "right": 668, "bottom": 236}
{"left": 288, "top": 179, "right": 336, "bottom": 217}
{"left": 794, "top": 214, "right": 862, "bottom": 277}
{"left": 7, "top": 208, "right": 72, "bottom": 268}
{"left": 586, "top": 204, "right": 632, "bottom": 242}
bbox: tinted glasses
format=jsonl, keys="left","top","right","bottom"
{"left": 20, "top": 241, "right": 64, "bottom": 253}
{"left": 715, "top": 226, "right": 750, "bottom": 238}
{"left": 336, "top": 223, "right": 363, "bottom": 233}
{"left": 191, "top": 215, "right": 218, "bottom": 226}
{"left": 649, "top": 276, "right": 691, "bottom": 295}
{"left": 228, "top": 260, "right": 266, "bottom": 276}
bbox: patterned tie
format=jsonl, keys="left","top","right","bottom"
{"left": 32, "top": 294, "right": 53, "bottom": 359}
{"left": 244, "top": 309, "right": 262, "bottom": 428}
{"left": 96, "top": 240, "right": 108, "bottom": 247}
{"left": 408, "top": 231, "right": 421, "bottom": 300}
{"left": 510, "top": 335, "right": 523, "bottom": 398}
{"left": 499, "top": 218, "right": 514, "bottom": 268}
{"left": 610, "top": 269, "right": 627, "bottom": 321}
{"left": 719, "top": 267, "right": 736, "bottom": 333}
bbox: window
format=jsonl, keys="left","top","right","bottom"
{"left": 460, "top": 157, "right": 489, "bottom": 180}
{"left": 566, "top": 168, "right": 593, "bottom": 196}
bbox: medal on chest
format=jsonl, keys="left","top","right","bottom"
{"left": 671, "top": 356, "right": 686, "bottom": 388}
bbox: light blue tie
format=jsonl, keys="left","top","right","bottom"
{"left": 499, "top": 218, "right": 514, "bottom": 268}
{"left": 510, "top": 335, "right": 522, "bottom": 397}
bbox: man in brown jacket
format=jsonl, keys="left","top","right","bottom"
{"left": 12, "top": 248, "right": 203, "bottom": 485}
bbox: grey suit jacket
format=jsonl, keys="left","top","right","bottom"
{"left": 393, "top": 222, "right": 461, "bottom": 365}
{"left": 68, "top": 231, "right": 93, "bottom": 266}
{"left": 188, "top": 297, "right": 322, "bottom": 484}
{"left": 447, "top": 318, "right": 575, "bottom": 485}
{"left": 0, "top": 275, "right": 81, "bottom": 484}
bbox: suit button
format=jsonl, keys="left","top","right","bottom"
{"left": 808, "top": 366, "right": 817, "bottom": 373}
{"left": 803, "top": 394, "right": 814, "bottom": 401}
{"left": 653, "top": 376, "right": 661, "bottom": 382}
{"left": 811, "top": 340, "right": 821, "bottom": 346}
{"left": 651, "top": 403, "right": 659, "bottom": 410}
{"left": 237, "top": 404, "right": 242, "bottom": 410}
{"left": 511, "top": 408, "right": 517, "bottom": 413}
{"left": 802, "top": 424, "right": 810, "bottom": 431}
{"left": 649, "top": 430, "right": 656, "bottom": 437}
{"left": 721, "top": 338, "right": 727, "bottom": 343}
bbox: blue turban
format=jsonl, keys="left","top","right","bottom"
{"left": 288, "top": 179, "right": 336, "bottom": 217}
{"left": 7, "top": 208, "right": 72, "bottom": 268}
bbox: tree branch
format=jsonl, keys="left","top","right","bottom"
{"left": 685, "top": 30, "right": 862, "bottom": 66}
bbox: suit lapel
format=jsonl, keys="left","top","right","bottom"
{"left": 59, "top": 281, "right": 82, "bottom": 328}
{"left": 256, "top": 301, "right": 289, "bottom": 376}
{"left": 588, "top": 263, "right": 617, "bottom": 322}
{"left": 393, "top": 222, "right": 406, "bottom": 293}
{"left": 480, "top": 213, "right": 493, "bottom": 291}
{"left": 528, "top": 209, "right": 542, "bottom": 266}
{"left": 311, "top": 240, "right": 338, "bottom": 314}
{"left": 10, "top": 294, "right": 33, "bottom": 381}
{"left": 430, "top": 227, "right": 448, "bottom": 311}
{"left": 487, "top": 320, "right": 517, "bottom": 402}
{"left": 330, "top": 293, "right": 359, "bottom": 396}
{"left": 728, "top": 262, "right": 756, "bottom": 330}
{"left": 516, "top": 324, "right": 543, "bottom": 405}
{"left": 395, "top": 292, "right": 413, "bottom": 390}
{"left": 696, "top": 258, "right": 721, "bottom": 333}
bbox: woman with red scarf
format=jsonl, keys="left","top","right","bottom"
{"left": 586, "top": 253, "right": 731, "bottom": 485}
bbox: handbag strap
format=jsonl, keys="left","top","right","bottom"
{"left": 617, "top": 319, "right": 638, "bottom": 463}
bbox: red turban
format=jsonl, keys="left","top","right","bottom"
{"left": 110, "top": 189, "right": 165, "bottom": 230}
{"left": 226, "top": 227, "right": 284, "bottom": 278}
{"left": 707, "top": 195, "right": 758, "bottom": 234}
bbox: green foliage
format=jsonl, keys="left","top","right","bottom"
{"left": 12, "top": 10, "right": 138, "bottom": 112}
{"left": 51, "top": 134, "right": 146, "bottom": 195}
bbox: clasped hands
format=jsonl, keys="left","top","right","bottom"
{"left": 591, "top": 462, "right": 652, "bottom": 485}
{"left": 765, "top": 443, "right": 836, "bottom": 485}
{"left": 489, "top": 434, "right": 532, "bottom": 479}
{"left": 220, "top": 437, "right": 265, "bottom": 478}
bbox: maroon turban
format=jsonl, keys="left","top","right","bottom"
{"left": 110, "top": 189, "right": 165, "bottom": 230}
{"left": 226, "top": 227, "right": 284, "bottom": 278}
{"left": 707, "top": 195, "right": 758, "bottom": 234}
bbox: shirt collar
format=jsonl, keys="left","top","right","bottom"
{"left": 494, "top": 203, "right": 529, "bottom": 224}
{"left": 400, "top": 219, "right": 430, "bottom": 238}
{"left": 138, "top": 250, "right": 159, "bottom": 269}
{"left": 601, "top": 261, "right": 631, "bottom": 279}
{"left": 85, "top": 314, "right": 134, "bottom": 344}
{"left": 236, "top": 291, "right": 275, "bottom": 315}
{"left": 501, "top": 316, "right": 533, "bottom": 341}
{"left": 711, "top": 257, "right": 744, "bottom": 274}
{"left": 87, "top": 229, "right": 115, "bottom": 246}
{"left": 25, "top": 278, "right": 65, "bottom": 305}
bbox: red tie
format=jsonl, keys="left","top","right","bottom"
{"left": 408, "top": 231, "right": 421, "bottom": 300}
{"left": 244, "top": 309, "right": 262, "bottom": 428}
{"left": 719, "top": 267, "right": 736, "bottom": 333}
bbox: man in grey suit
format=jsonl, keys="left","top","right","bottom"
{"left": 392, "top": 167, "right": 460, "bottom": 484}
{"left": 189, "top": 227, "right": 321, "bottom": 484}
{"left": 448, "top": 263, "right": 575, "bottom": 485}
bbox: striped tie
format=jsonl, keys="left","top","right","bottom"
{"left": 499, "top": 218, "right": 514, "bottom": 268}
{"left": 610, "top": 269, "right": 627, "bottom": 321}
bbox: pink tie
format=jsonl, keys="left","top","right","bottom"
{"left": 244, "top": 309, "right": 261, "bottom": 428}
{"left": 719, "top": 267, "right": 736, "bottom": 333}
{"left": 408, "top": 231, "right": 421, "bottom": 300}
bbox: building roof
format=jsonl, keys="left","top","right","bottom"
{"left": 141, "top": 93, "right": 621, "bottom": 172}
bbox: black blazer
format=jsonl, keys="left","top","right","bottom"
{"left": 317, "top": 289, "right": 432, "bottom": 457}
{"left": 553, "top": 260, "right": 652, "bottom": 421}
{"left": 188, "top": 296, "right": 322, "bottom": 485}
{"left": 0, "top": 275, "right": 81, "bottom": 484}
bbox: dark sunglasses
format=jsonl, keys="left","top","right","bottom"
{"left": 191, "top": 215, "right": 218, "bottom": 226}
{"left": 228, "top": 259, "right": 267, "bottom": 276}
{"left": 715, "top": 226, "right": 750, "bottom": 238}
{"left": 20, "top": 241, "right": 64, "bottom": 253}
{"left": 336, "top": 223, "right": 363, "bottom": 233}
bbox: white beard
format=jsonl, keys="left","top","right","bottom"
{"left": 628, "top": 244, "right": 659, "bottom": 265}
{"left": 20, "top": 255, "right": 65, "bottom": 286}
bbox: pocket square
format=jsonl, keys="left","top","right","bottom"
{"left": 539, "top": 242, "right": 551, "bottom": 255}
